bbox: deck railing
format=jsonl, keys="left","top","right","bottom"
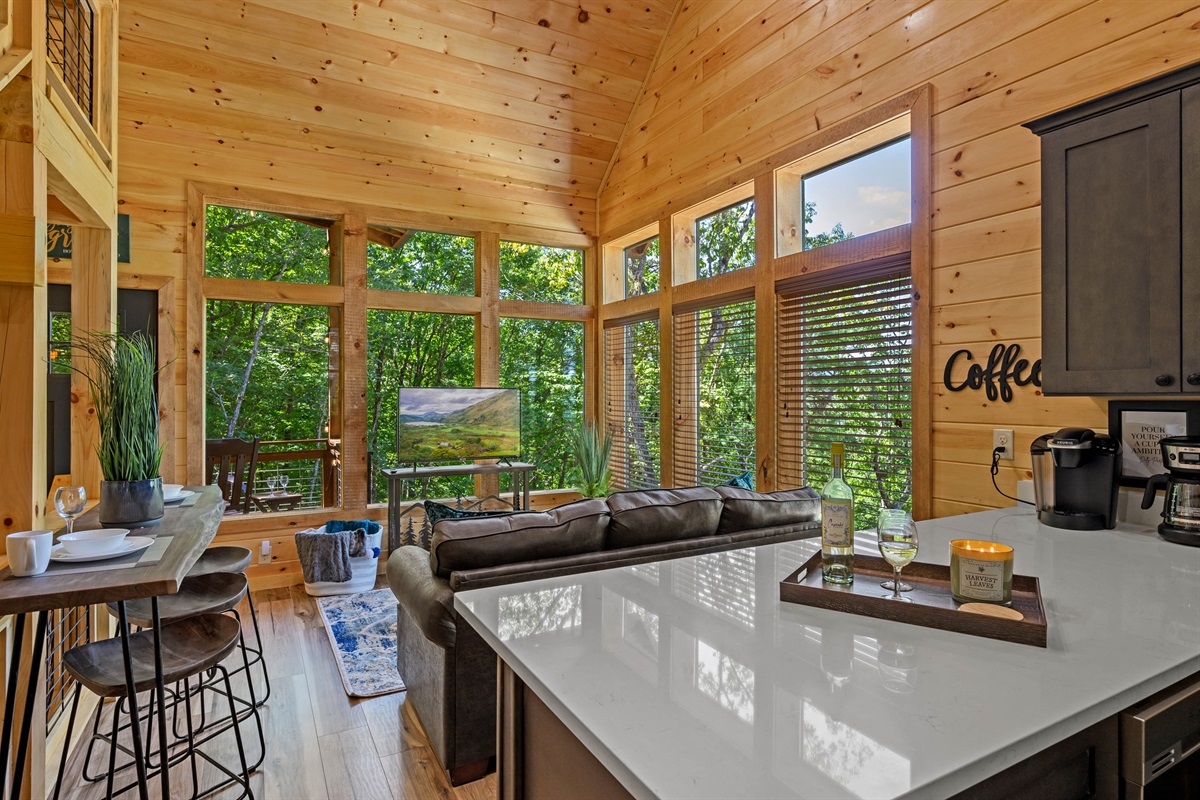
{"left": 252, "top": 438, "right": 341, "bottom": 510}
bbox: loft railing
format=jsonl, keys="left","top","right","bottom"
{"left": 45, "top": 0, "right": 95, "bottom": 120}
{"left": 44, "top": 606, "right": 90, "bottom": 727}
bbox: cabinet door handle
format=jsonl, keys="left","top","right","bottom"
{"left": 1188, "top": 373, "right": 1200, "bottom": 386}
{"left": 1156, "top": 374, "right": 1174, "bottom": 387}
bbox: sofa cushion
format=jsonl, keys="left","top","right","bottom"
{"left": 723, "top": 471, "right": 755, "bottom": 490}
{"left": 605, "top": 487, "right": 724, "bottom": 549}
{"left": 429, "top": 498, "right": 609, "bottom": 579}
{"left": 714, "top": 486, "right": 821, "bottom": 535}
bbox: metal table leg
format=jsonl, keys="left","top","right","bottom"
{"left": 116, "top": 601, "right": 152, "bottom": 800}
{"left": 151, "top": 597, "right": 170, "bottom": 800}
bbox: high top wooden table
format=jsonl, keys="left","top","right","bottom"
{"left": 0, "top": 486, "right": 225, "bottom": 800}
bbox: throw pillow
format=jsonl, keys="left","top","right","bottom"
{"left": 423, "top": 500, "right": 506, "bottom": 526}
{"left": 723, "top": 471, "right": 755, "bottom": 491}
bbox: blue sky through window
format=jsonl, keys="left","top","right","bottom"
{"left": 803, "top": 138, "right": 911, "bottom": 246}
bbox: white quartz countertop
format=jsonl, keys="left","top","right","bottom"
{"left": 454, "top": 506, "right": 1200, "bottom": 799}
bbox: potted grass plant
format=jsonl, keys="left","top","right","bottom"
{"left": 71, "top": 330, "right": 166, "bottom": 527}
{"left": 571, "top": 421, "right": 613, "bottom": 498}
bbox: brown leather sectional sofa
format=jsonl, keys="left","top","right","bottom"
{"left": 385, "top": 484, "right": 822, "bottom": 785}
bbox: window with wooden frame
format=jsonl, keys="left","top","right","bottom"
{"left": 601, "top": 221, "right": 660, "bottom": 304}
{"left": 673, "top": 297, "right": 757, "bottom": 488}
{"left": 623, "top": 237, "right": 660, "bottom": 298}
{"left": 671, "top": 183, "right": 755, "bottom": 288}
{"left": 604, "top": 317, "right": 661, "bottom": 490}
{"left": 367, "top": 228, "right": 474, "bottom": 295}
{"left": 776, "top": 265, "right": 913, "bottom": 530}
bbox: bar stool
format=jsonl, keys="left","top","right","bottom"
{"left": 188, "top": 547, "right": 271, "bottom": 706}
{"left": 53, "top": 614, "right": 253, "bottom": 800}
{"left": 78, "top": 573, "right": 265, "bottom": 784}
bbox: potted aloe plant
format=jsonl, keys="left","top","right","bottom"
{"left": 571, "top": 421, "right": 614, "bottom": 498}
{"left": 71, "top": 330, "right": 166, "bottom": 527}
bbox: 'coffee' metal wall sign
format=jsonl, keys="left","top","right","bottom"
{"left": 944, "top": 343, "right": 1042, "bottom": 402}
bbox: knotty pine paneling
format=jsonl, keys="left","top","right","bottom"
{"left": 600, "top": 0, "right": 1196, "bottom": 514}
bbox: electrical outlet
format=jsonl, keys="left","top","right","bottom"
{"left": 259, "top": 540, "right": 272, "bottom": 564}
{"left": 993, "top": 428, "right": 1014, "bottom": 460}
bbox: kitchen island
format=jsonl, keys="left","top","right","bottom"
{"left": 454, "top": 505, "right": 1200, "bottom": 799}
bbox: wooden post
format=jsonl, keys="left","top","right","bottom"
{"left": 753, "top": 174, "right": 777, "bottom": 492}
{"left": 476, "top": 231, "right": 500, "bottom": 503}
{"left": 69, "top": 226, "right": 116, "bottom": 498}
{"left": 341, "top": 214, "right": 368, "bottom": 511}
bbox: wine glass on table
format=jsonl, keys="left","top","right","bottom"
{"left": 266, "top": 474, "right": 278, "bottom": 495}
{"left": 279, "top": 473, "right": 289, "bottom": 493}
{"left": 878, "top": 508, "right": 918, "bottom": 601}
{"left": 54, "top": 486, "right": 87, "bottom": 536}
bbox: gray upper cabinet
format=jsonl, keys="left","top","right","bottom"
{"left": 1026, "top": 63, "right": 1200, "bottom": 395}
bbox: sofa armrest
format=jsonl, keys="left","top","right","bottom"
{"left": 387, "top": 545, "right": 457, "bottom": 649}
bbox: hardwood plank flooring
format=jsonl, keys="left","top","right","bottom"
{"left": 54, "top": 579, "right": 498, "bottom": 799}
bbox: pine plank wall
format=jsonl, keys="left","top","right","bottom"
{"left": 68, "top": 0, "right": 1198, "bottom": 584}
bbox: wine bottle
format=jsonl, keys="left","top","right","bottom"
{"left": 821, "top": 442, "right": 855, "bottom": 584}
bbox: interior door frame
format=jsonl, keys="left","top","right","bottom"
{"left": 47, "top": 266, "right": 179, "bottom": 483}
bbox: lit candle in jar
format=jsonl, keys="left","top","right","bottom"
{"left": 950, "top": 540, "right": 1014, "bottom": 605}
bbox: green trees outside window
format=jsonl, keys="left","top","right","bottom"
{"left": 500, "top": 241, "right": 583, "bottom": 304}
{"left": 205, "top": 205, "right": 331, "bottom": 284}
{"left": 367, "top": 230, "right": 474, "bottom": 295}
{"left": 500, "top": 318, "right": 584, "bottom": 492}
{"left": 624, "top": 236, "right": 660, "bottom": 297}
{"left": 697, "top": 199, "right": 755, "bottom": 279}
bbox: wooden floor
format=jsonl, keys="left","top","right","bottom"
{"left": 56, "top": 580, "right": 498, "bottom": 800}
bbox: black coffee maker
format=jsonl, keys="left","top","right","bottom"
{"left": 1139, "top": 436, "right": 1200, "bottom": 546}
{"left": 1030, "top": 428, "right": 1122, "bottom": 530}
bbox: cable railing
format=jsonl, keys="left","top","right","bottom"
{"left": 249, "top": 438, "right": 340, "bottom": 511}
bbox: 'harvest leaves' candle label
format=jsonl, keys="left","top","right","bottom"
{"left": 958, "top": 556, "right": 1005, "bottom": 602}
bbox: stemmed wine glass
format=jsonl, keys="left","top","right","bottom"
{"left": 266, "top": 474, "right": 278, "bottom": 494}
{"left": 279, "top": 473, "right": 289, "bottom": 492}
{"left": 877, "top": 508, "right": 918, "bottom": 602}
{"left": 54, "top": 486, "right": 87, "bottom": 535}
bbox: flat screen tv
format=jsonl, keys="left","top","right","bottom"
{"left": 397, "top": 387, "right": 521, "bottom": 462}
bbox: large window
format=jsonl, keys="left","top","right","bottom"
{"left": 500, "top": 318, "right": 584, "bottom": 491}
{"left": 205, "top": 206, "right": 331, "bottom": 284}
{"left": 777, "top": 270, "right": 913, "bottom": 529}
{"left": 802, "top": 137, "right": 911, "bottom": 249}
{"left": 367, "top": 229, "right": 474, "bottom": 295}
{"left": 604, "top": 319, "right": 660, "bottom": 490}
{"left": 366, "top": 310, "right": 475, "bottom": 502}
{"left": 673, "top": 300, "right": 756, "bottom": 487}
{"left": 500, "top": 241, "right": 583, "bottom": 304}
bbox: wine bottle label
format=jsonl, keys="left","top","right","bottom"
{"left": 958, "top": 556, "right": 1004, "bottom": 602}
{"left": 822, "top": 500, "right": 852, "bottom": 547}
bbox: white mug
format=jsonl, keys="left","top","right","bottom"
{"left": 7, "top": 530, "right": 53, "bottom": 577}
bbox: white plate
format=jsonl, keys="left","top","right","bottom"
{"left": 50, "top": 536, "right": 155, "bottom": 563}
{"left": 164, "top": 490, "right": 195, "bottom": 504}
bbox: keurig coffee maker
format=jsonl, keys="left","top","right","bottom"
{"left": 1139, "top": 436, "right": 1200, "bottom": 547}
{"left": 1030, "top": 428, "right": 1121, "bottom": 530}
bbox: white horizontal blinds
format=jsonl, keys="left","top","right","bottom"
{"left": 777, "top": 270, "right": 913, "bottom": 515}
{"left": 604, "top": 319, "right": 661, "bottom": 491}
{"left": 672, "top": 299, "right": 756, "bottom": 487}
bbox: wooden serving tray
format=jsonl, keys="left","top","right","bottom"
{"left": 779, "top": 551, "right": 1048, "bottom": 648}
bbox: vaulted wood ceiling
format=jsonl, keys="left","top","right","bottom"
{"left": 117, "top": 0, "right": 677, "bottom": 237}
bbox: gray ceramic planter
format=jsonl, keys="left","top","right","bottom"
{"left": 99, "top": 477, "right": 165, "bottom": 528}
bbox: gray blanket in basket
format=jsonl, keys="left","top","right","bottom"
{"left": 295, "top": 529, "right": 355, "bottom": 584}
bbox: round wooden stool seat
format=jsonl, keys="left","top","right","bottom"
{"left": 107, "top": 572, "right": 248, "bottom": 628}
{"left": 64, "top": 614, "right": 242, "bottom": 698}
{"left": 187, "top": 546, "right": 253, "bottom": 577}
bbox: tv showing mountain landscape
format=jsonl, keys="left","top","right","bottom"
{"left": 397, "top": 387, "right": 521, "bottom": 462}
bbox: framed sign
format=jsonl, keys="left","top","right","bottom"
{"left": 46, "top": 214, "right": 130, "bottom": 262}
{"left": 1108, "top": 400, "right": 1200, "bottom": 487}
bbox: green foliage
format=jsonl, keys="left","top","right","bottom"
{"left": 610, "top": 319, "right": 660, "bottom": 489}
{"left": 204, "top": 206, "right": 330, "bottom": 284}
{"left": 624, "top": 237, "right": 660, "bottom": 297}
{"left": 572, "top": 422, "right": 613, "bottom": 498}
{"left": 368, "top": 231, "right": 474, "bottom": 294}
{"left": 698, "top": 200, "right": 756, "bottom": 279}
{"left": 804, "top": 200, "right": 854, "bottom": 249}
{"left": 69, "top": 330, "right": 163, "bottom": 481}
{"left": 687, "top": 301, "right": 757, "bottom": 485}
{"left": 499, "top": 242, "right": 583, "bottom": 304}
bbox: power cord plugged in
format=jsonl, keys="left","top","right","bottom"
{"left": 991, "top": 446, "right": 1034, "bottom": 506}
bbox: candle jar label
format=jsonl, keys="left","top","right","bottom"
{"left": 958, "top": 556, "right": 1005, "bottom": 602}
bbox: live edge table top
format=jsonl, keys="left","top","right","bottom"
{"left": 0, "top": 486, "right": 225, "bottom": 615}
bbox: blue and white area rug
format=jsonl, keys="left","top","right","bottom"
{"left": 315, "top": 589, "right": 406, "bottom": 698}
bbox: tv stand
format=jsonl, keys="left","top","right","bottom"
{"left": 382, "top": 461, "right": 536, "bottom": 551}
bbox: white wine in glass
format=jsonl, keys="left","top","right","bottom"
{"left": 54, "top": 486, "right": 87, "bottom": 535}
{"left": 877, "top": 509, "right": 918, "bottom": 602}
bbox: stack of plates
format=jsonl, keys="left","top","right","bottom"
{"left": 163, "top": 484, "right": 194, "bottom": 504}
